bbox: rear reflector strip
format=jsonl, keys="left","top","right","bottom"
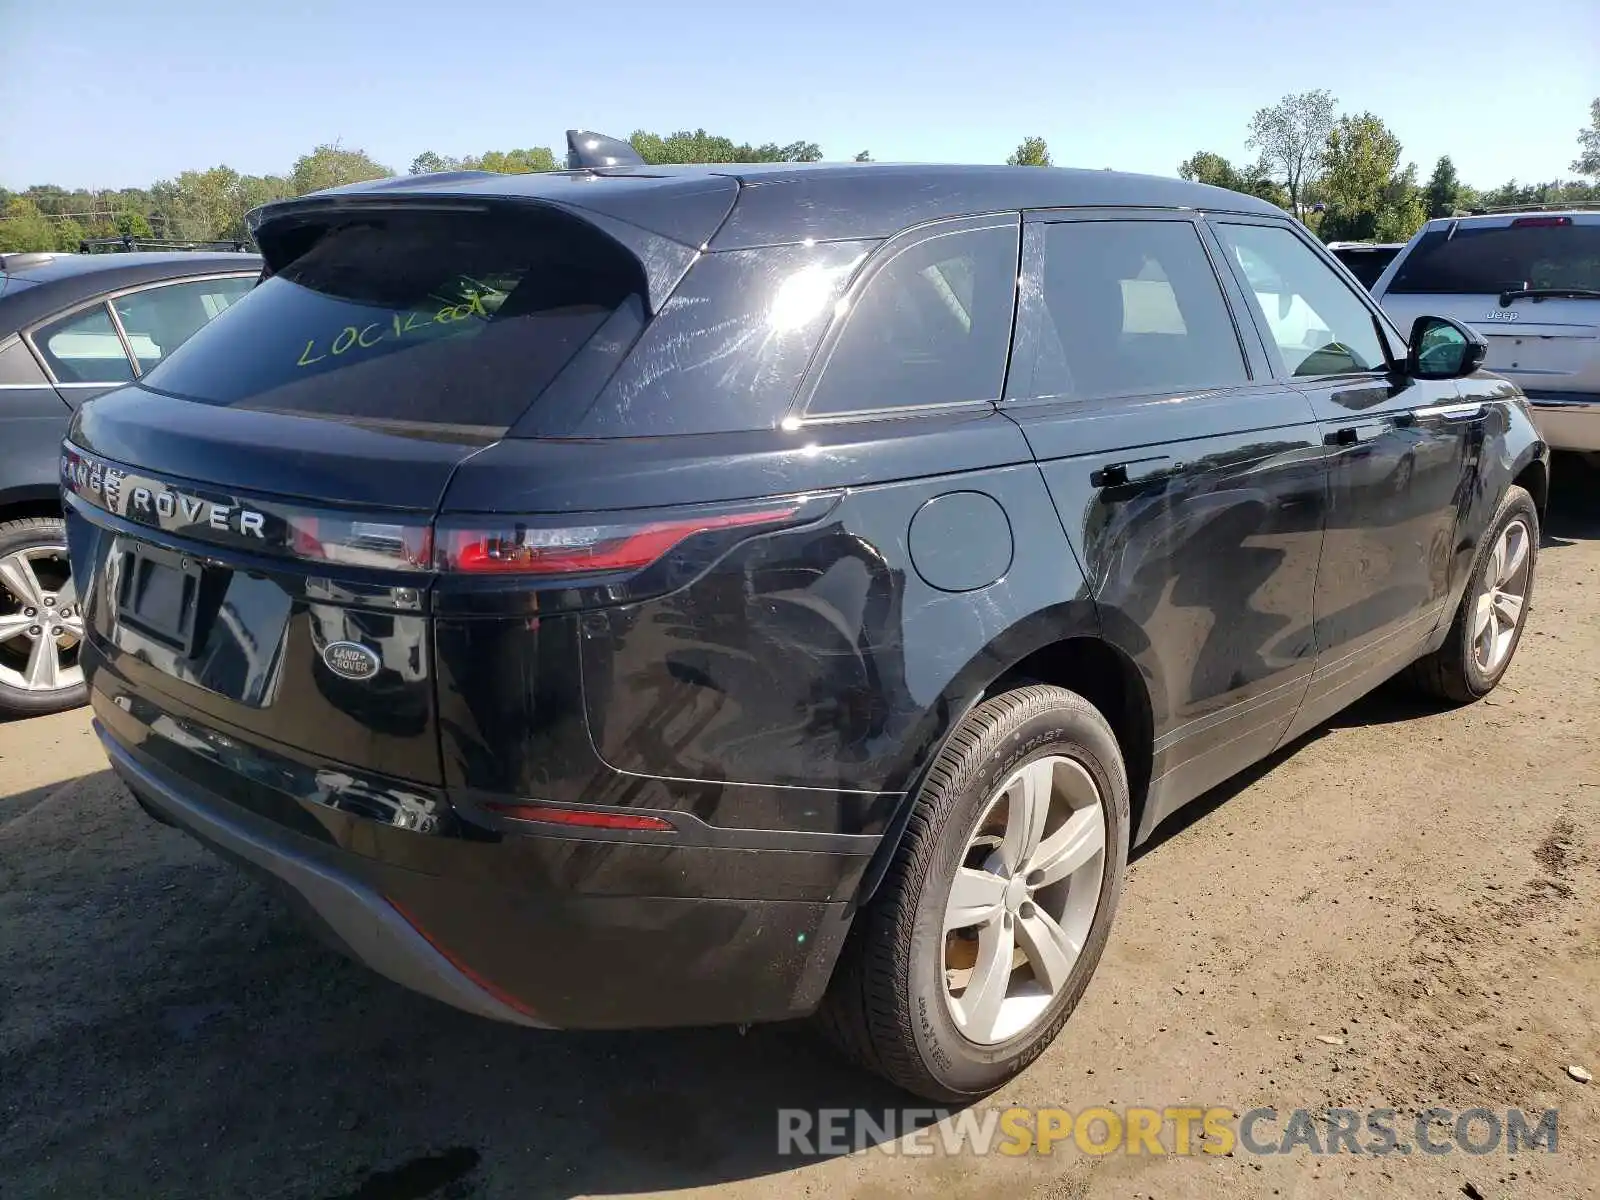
{"left": 484, "top": 802, "right": 676, "bottom": 832}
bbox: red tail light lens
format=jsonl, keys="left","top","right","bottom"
{"left": 437, "top": 504, "right": 802, "bottom": 576}
{"left": 1510, "top": 216, "right": 1573, "bottom": 228}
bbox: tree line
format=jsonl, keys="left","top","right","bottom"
{"left": 1013, "top": 95, "right": 1599, "bottom": 242}
{"left": 2, "top": 101, "right": 1597, "bottom": 255}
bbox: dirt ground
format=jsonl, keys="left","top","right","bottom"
{"left": 2, "top": 465, "right": 1596, "bottom": 1200}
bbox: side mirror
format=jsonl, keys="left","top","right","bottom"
{"left": 1406, "top": 315, "right": 1487, "bottom": 380}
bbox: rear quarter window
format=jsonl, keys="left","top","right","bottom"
{"left": 139, "top": 207, "right": 649, "bottom": 437}
{"left": 1387, "top": 222, "right": 1600, "bottom": 294}
{"left": 565, "top": 240, "right": 873, "bottom": 437}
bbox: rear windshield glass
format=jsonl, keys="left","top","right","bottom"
{"left": 1387, "top": 222, "right": 1600, "bottom": 295}
{"left": 139, "top": 206, "right": 647, "bottom": 436}
{"left": 1331, "top": 247, "right": 1399, "bottom": 289}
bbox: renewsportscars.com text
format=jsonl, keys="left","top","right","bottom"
{"left": 777, "top": 1105, "right": 1560, "bottom": 1158}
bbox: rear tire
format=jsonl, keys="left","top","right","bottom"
{"left": 0, "top": 517, "right": 88, "bottom": 719}
{"left": 1402, "top": 484, "right": 1538, "bottom": 704}
{"left": 819, "top": 685, "right": 1129, "bottom": 1101}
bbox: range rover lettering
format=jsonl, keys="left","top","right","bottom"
{"left": 65, "top": 133, "right": 1550, "bottom": 1101}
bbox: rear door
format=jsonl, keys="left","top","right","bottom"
{"left": 1003, "top": 208, "right": 1327, "bottom": 826}
{"left": 1376, "top": 214, "right": 1600, "bottom": 407}
{"left": 1208, "top": 216, "right": 1484, "bottom": 735}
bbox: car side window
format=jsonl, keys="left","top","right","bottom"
{"left": 1213, "top": 222, "right": 1390, "bottom": 378}
{"left": 1016, "top": 219, "right": 1249, "bottom": 402}
{"left": 32, "top": 304, "right": 135, "bottom": 385}
{"left": 111, "top": 277, "right": 255, "bottom": 373}
{"left": 805, "top": 222, "right": 1018, "bottom": 417}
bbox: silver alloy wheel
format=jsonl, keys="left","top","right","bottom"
{"left": 0, "top": 543, "right": 84, "bottom": 695}
{"left": 1471, "top": 518, "right": 1532, "bottom": 675}
{"left": 942, "top": 754, "right": 1107, "bottom": 1045}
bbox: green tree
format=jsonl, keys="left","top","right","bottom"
{"left": 1424, "top": 155, "right": 1461, "bottom": 218}
{"left": 1247, "top": 89, "right": 1337, "bottom": 219}
{"left": 290, "top": 144, "right": 392, "bottom": 196}
{"left": 628, "top": 129, "right": 821, "bottom": 165}
{"left": 409, "top": 150, "right": 461, "bottom": 175}
{"left": 1317, "top": 113, "right": 1424, "bottom": 242}
{"left": 115, "top": 208, "right": 155, "bottom": 238}
{"left": 1177, "top": 151, "right": 1285, "bottom": 206}
{"left": 152, "top": 166, "right": 242, "bottom": 241}
{"left": 1006, "top": 137, "right": 1051, "bottom": 167}
{"left": 461, "top": 147, "right": 558, "bottom": 173}
{"left": 53, "top": 218, "right": 87, "bottom": 252}
{"left": 853, "top": 150, "right": 873, "bottom": 162}
{"left": 1572, "top": 97, "right": 1600, "bottom": 177}
{"left": 0, "top": 198, "right": 60, "bottom": 253}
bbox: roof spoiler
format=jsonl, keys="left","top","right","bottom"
{"left": 566, "top": 129, "right": 644, "bottom": 171}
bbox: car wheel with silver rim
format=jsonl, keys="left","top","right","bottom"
{"left": 819, "top": 684, "right": 1129, "bottom": 1102}
{"left": 0, "top": 517, "right": 88, "bottom": 718}
{"left": 1403, "top": 483, "right": 1539, "bottom": 704}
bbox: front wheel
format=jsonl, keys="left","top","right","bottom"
{"left": 1403, "top": 484, "right": 1538, "bottom": 704}
{"left": 819, "top": 685, "right": 1129, "bottom": 1101}
{"left": 0, "top": 517, "right": 88, "bottom": 719}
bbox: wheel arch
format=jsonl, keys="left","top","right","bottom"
{"left": 852, "top": 605, "right": 1158, "bottom": 908}
{"left": 0, "top": 486, "right": 64, "bottom": 525}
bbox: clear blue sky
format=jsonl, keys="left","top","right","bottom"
{"left": 2, "top": 0, "right": 1595, "bottom": 190}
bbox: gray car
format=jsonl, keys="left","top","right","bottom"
{"left": 0, "top": 250, "right": 260, "bottom": 717}
{"left": 1372, "top": 208, "right": 1600, "bottom": 455}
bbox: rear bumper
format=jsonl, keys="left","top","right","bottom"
{"left": 96, "top": 696, "right": 870, "bottom": 1030}
{"left": 1525, "top": 393, "right": 1600, "bottom": 453}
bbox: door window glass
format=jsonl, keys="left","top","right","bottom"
{"left": 32, "top": 304, "right": 134, "bottom": 384}
{"left": 1019, "top": 220, "right": 1248, "bottom": 401}
{"left": 111, "top": 277, "right": 256, "bottom": 373}
{"left": 1214, "top": 222, "right": 1390, "bottom": 377}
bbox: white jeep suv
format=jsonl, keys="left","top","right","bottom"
{"left": 1373, "top": 207, "right": 1600, "bottom": 454}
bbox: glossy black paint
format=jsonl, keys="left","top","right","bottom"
{"left": 68, "top": 163, "right": 1549, "bottom": 1030}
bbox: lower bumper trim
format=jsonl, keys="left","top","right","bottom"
{"left": 97, "top": 720, "right": 552, "bottom": 1029}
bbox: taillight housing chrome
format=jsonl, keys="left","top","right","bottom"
{"left": 287, "top": 514, "right": 434, "bottom": 571}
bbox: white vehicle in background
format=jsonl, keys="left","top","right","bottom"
{"left": 1372, "top": 206, "right": 1600, "bottom": 456}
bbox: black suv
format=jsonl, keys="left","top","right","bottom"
{"left": 0, "top": 249, "right": 259, "bottom": 716}
{"left": 63, "top": 137, "right": 1548, "bottom": 1101}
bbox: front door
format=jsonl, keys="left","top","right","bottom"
{"left": 1206, "top": 218, "right": 1484, "bottom": 737}
{"left": 1002, "top": 210, "right": 1330, "bottom": 838}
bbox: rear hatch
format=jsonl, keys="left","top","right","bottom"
{"left": 64, "top": 197, "right": 663, "bottom": 787}
{"left": 1375, "top": 213, "right": 1600, "bottom": 398}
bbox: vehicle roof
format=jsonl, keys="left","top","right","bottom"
{"left": 0, "top": 251, "right": 261, "bottom": 338}
{"left": 1423, "top": 209, "right": 1600, "bottom": 230}
{"left": 259, "top": 161, "right": 1289, "bottom": 252}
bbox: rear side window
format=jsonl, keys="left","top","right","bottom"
{"left": 140, "top": 208, "right": 647, "bottom": 437}
{"left": 806, "top": 222, "right": 1018, "bottom": 416}
{"left": 1387, "top": 221, "right": 1600, "bottom": 294}
{"left": 569, "top": 240, "right": 871, "bottom": 437}
{"left": 1014, "top": 220, "right": 1248, "bottom": 402}
{"left": 33, "top": 304, "right": 135, "bottom": 385}
{"left": 112, "top": 277, "right": 255, "bottom": 373}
